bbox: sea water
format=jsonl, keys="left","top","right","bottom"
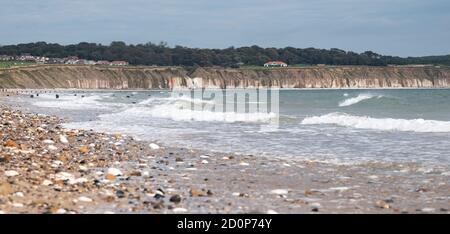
{"left": 10, "top": 89, "right": 450, "bottom": 168}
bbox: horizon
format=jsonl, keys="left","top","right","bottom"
{"left": 1, "top": 0, "right": 449, "bottom": 57}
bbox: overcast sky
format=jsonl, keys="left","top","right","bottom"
{"left": 0, "top": 0, "right": 449, "bottom": 57}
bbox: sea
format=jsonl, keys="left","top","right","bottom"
{"left": 8, "top": 88, "right": 450, "bottom": 169}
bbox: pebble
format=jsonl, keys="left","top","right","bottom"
{"left": 173, "top": 208, "right": 188, "bottom": 213}
{"left": 12, "top": 203, "right": 24, "bottom": 208}
{"left": 239, "top": 162, "right": 249, "bottom": 166}
{"left": 169, "top": 194, "right": 182, "bottom": 203}
{"left": 267, "top": 209, "right": 278, "bottom": 214}
{"left": 149, "top": 143, "right": 160, "bottom": 150}
{"left": 190, "top": 188, "right": 206, "bottom": 197}
{"left": 78, "top": 196, "right": 93, "bottom": 202}
{"left": 107, "top": 168, "right": 123, "bottom": 176}
{"left": 55, "top": 172, "right": 75, "bottom": 181}
{"left": 59, "top": 135, "right": 69, "bottom": 144}
{"left": 270, "top": 189, "right": 289, "bottom": 195}
{"left": 201, "top": 160, "right": 209, "bottom": 164}
{"left": 5, "top": 170, "right": 19, "bottom": 177}
{"left": 42, "top": 180, "right": 53, "bottom": 186}
{"left": 421, "top": 208, "right": 436, "bottom": 213}
{"left": 43, "top": 139, "right": 55, "bottom": 144}
{"left": 14, "top": 192, "right": 24, "bottom": 197}
{"left": 310, "top": 203, "right": 321, "bottom": 212}
{"left": 116, "top": 190, "right": 125, "bottom": 198}
{"left": 329, "top": 186, "right": 350, "bottom": 192}
{"left": 48, "top": 145, "right": 58, "bottom": 151}
{"left": 375, "top": 200, "right": 390, "bottom": 209}
{"left": 79, "top": 146, "right": 89, "bottom": 154}
{"left": 56, "top": 208, "right": 67, "bottom": 214}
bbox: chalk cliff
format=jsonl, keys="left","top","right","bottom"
{"left": 1, "top": 65, "right": 449, "bottom": 89}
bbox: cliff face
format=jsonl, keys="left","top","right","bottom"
{"left": 1, "top": 65, "right": 450, "bottom": 89}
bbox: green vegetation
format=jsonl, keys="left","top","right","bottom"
{"left": 0, "top": 61, "right": 36, "bottom": 69}
{"left": 1, "top": 42, "right": 449, "bottom": 67}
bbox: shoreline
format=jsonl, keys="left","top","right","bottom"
{"left": 0, "top": 101, "right": 449, "bottom": 213}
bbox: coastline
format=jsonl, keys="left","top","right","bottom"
{"left": 0, "top": 95, "right": 449, "bottom": 214}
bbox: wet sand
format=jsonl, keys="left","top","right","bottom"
{"left": 0, "top": 92, "right": 449, "bottom": 214}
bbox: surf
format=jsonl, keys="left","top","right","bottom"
{"left": 339, "top": 93, "right": 383, "bottom": 107}
{"left": 301, "top": 112, "right": 450, "bottom": 133}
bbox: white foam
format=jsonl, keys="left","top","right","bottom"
{"left": 32, "top": 94, "right": 123, "bottom": 110}
{"left": 339, "top": 93, "right": 382, "bottom": 107}
{"left": 102, "top": 103, "right": 276, "bottom": 123}
{"left": 301, "top": 113, "right": 450, "bottom": 133}
{"left": 138, "top": 96, "right": 215, "bottom": 105}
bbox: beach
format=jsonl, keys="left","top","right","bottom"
{"left": 0, "top": 90, "right": 449, "bottom": 213}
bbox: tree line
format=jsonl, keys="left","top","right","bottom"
{"left": 0, "top": 41, "right": 449, "bottom": 67}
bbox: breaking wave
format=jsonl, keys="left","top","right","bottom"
{"left": 102, "top": 103, "right": 277, "bottom": 123}
{"left": 301, "top": 112, "right": 450, "bottom": 132}
{"left": 32, "top": 94, "right": 121, "bottom": 110}
{"left": 138, "top": 96, "right": 215, "bottom": 105}
{"left": 339, "top": 93, "right": 383, "bottom": 107}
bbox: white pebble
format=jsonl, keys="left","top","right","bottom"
{"left": 267, "top": 209, "right": 278, "bottom": 214}
{"left": 79, "top": 165, "right": 88, "bottom": 171}
{"left": 201, "top": 160, "right": 209, "bottom": 164}
{"left": 107, "top": 168, "right": 122, "bottom": 176}
{"left": 55, "top": 172, "right": 75, "bottom": 181}
{"left": 5, "top": 170, "right": 19, "bottom": 177}
{"left": 42, "top": 180, "right": 53, "bottom": 186}
{"left": 270, "top": 189, "right": 289, "bottom": 195}
{"left": 56, "top": 208, "right": 67, "bottom": 214}
{"left": 43, "top": 139, "right": 55, "bottom": 144}
{"left": 173, "top": 208, "right": 188, "bottom": 213}
{"left": 239, "top": 162, "right": 249, "bottom": 166}
{"left": 48, "top": 145, "right": 58, "bottom": 151}
{"left": 12, "top": 203, "right": 24, "bottom": 208}
{"left": 59, "top": 135, "right": 69, "bottom": 144}
{"left": 421, "top": 208, "right": 436, "bottom": 213}
{"left": 149, "top": 143, "right": 160, "bottom": 150}
{"left": 14, "top": 192, "right": 24, "bottom": 197}
{"left": 329, "top": 187, "right": 351, "bottom": 192}
{"left": 78, "top": 196, "right": 93, "bottom": 202}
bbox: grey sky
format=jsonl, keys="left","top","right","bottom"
{"left": 0, "top": 0, "right": 449, "bottom": 57}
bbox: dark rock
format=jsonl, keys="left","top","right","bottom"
{"left": 169, "top": 194, "right": 182, "bottom": 203}
{"left": 116, "top": 190, "right": 126, "bottom": 198}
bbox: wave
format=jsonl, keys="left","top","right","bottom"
{"left": 138, "top": 95, "right": 215, "bottom": 105}
{"left": 31, "top": 93, "right": 126, "bottom": 110}
{"left": 301, "top": 112, "right": 450, "bottom": 132}
{"left": 339, "top": 93, "right": 383, "bottom": 107}
{"left": 102, "top": 104, "right": 277, "bottom": 123}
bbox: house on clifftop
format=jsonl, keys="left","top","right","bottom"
{"left": 264, "top": 61, "right": 288, "bottom": 67}
{"left": 110, "top": 61, "right": 129, "bottom": 66}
